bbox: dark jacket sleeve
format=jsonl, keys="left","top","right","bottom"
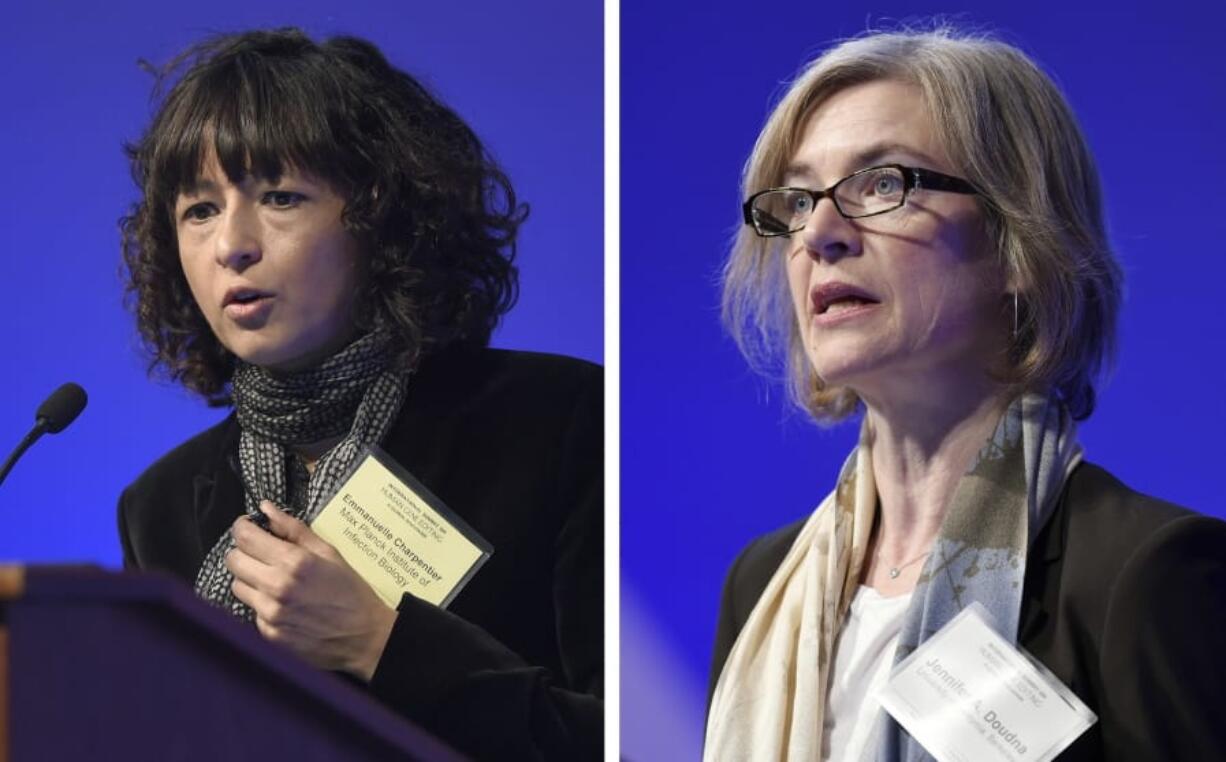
{"left": 708, "top": 542, "right": 751, "bottom": 704}
{"left": 707, "top": 519, "right": 805, "bottom": 707}
{"left": 1097, "top": 515, "right": 1226, "bottom": 760}
{"left": 367, "top": 371, "right": 603, "bottom": 761}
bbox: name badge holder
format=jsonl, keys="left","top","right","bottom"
{"left": 310, "top": 445, "right": 493, "bottom": 610}
{"left": 878, "top": 602, "right": 1096, "bottom": 762}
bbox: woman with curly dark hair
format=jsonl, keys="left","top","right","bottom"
{"left": 117, "top": 28, "right": 601, "bottom": 761}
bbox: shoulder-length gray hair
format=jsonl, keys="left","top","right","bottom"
{"left": 721, "top": 27, "right": 1120, "bottom": 422}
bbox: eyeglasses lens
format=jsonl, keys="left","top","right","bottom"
{"left": 751, "top": 166, "right": 908, "bottom": 235}
{"left": 834, "top": 167, "right": 906, "bottom": 218}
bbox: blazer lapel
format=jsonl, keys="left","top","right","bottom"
{"left": 1019, "top": 466, "right": 1073, "bottom": 644}
{"left": 192, "top": 417, "right": 245, "bottom": 562}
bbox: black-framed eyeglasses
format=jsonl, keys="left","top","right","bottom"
{"left": 742, "top": 164, "right": 979, "bottom": 237}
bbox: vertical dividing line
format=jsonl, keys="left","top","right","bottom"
{"left": 603, "top": 0, "right": 621, "bottom": 760}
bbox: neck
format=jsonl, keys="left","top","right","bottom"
{"left": 859, "top": 373, "right": 1010, "bottom": 564}
{"left": 294, "top": 436, "right": 344, "bottom": 474}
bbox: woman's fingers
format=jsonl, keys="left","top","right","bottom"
{"left": 258, "top": 500, "right": 339, "bottom": 558}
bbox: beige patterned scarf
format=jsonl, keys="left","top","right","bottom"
{"left": 704, "top": 393, "right": 1081, "bottom": 761}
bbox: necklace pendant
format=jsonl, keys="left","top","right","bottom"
{"left": 889, "top": 567, "right": 900, "bottom": 579}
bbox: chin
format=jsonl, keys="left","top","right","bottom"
{"left": 221, "top": 336, "right": 300, "bottom": 372}
{"left": 805, "top": 344, "right": 885, "bottom": 390}
{"left": 220, "top": 322, "right": 359, "bottom": 373}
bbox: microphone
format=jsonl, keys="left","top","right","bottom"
{"left": 0, "top": 383, "right": 88, "bottom": 487}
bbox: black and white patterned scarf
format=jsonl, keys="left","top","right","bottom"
{"left": 194, "top": 331, "right": 408, "bottom": 621}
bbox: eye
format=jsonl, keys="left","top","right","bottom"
{"left": 870, "top": 172, "right": 903, "bottom": 197}
{"left": 180, "top": 202, "right": 217, "bottom": 223}
{"left": 262, "top": 190, "right": 306, "bottom": 208}
{"left": 789, "top": 192, "right": 814, "bottom": 216}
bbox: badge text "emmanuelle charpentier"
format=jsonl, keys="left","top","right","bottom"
{"left": 340, "top": 493, "right": 443, "bottom": 583}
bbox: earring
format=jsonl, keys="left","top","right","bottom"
{"left": 1012, "top": 292, "right": 1019, "bottom": 339}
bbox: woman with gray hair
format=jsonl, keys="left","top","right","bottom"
{"left": 705, "top": 28, "right": 1226, "bottom": 762}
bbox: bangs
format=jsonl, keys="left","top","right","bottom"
{"left": 151, "top": 47, "right": 355, "bottom": 198}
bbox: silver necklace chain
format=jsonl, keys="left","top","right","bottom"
{"left": 884, "top": 550, "right": 931, "bottom": 579}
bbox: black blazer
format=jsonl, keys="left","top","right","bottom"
{"left": 709, "top": 463, "right": 1226, "bottom": 761}
{"left": 119, "top": 347, "right": 603, "bottom": 761}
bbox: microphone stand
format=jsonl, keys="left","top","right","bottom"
{"left": 0, "top": 420, "right": 49, "bottom": 488}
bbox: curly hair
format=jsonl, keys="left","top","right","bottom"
{"left": 121, "top": 28, "right": 524, "bottom": 405}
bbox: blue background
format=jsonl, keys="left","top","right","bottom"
{"left": 0, "top": 2, "right": 602, "bottom": 565}
{"left": 621, "top": 2, "right": 1226, "bottom": 758}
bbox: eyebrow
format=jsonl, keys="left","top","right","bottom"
{"left": 177, "top": 179, "right": 221, "bottom": 198}
{"left": 783, "top": 142, "right": 940, "bottom": 185}
{"left": 177, "top": 172, "right": 306, "bottom": 200}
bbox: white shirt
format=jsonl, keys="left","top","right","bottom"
{"left": 821, "top": 585, "right": 913, "bottom": 761}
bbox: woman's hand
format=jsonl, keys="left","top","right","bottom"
{"left": 225, "top": 500, "right": 398, "bottom": 682}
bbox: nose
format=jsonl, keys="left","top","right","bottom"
{"left": 796, "top": 195, "right": 861, "bottom": 263}
{"left": 214, "top": 206, "right": 262, "bottom": 271}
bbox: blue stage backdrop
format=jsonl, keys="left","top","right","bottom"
{"left": 0, "top": 2, "right": 601, "bottom": 564}
{"left": 622, "top": 3, "right": 1226, "bottom": 758}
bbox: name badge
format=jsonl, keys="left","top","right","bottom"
{"left": 878, "top": 603, "right": 1096, "bottom": 762}
{"left": 311, "top": 446, "right": 493, "bottom": 610}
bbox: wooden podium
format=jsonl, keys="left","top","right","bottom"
{"left": 0, "top": 565, "right": 466, "bottom": 761}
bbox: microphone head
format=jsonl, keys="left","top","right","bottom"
{"left": 35, "top": 382, "right": 87, "bottom": 434}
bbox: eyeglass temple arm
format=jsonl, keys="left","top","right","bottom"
{"left": 911, "top": 168, "right": 978, "bottom": 195}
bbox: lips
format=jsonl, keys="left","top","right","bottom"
{"left": 222, "top": 286, "right": 273, "bottom": 308}
{"left": 810, "top": 282, "right": 880, "bottom": 315}
{"left": 220, "top": 286, "right": 275, "bottom": 327}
